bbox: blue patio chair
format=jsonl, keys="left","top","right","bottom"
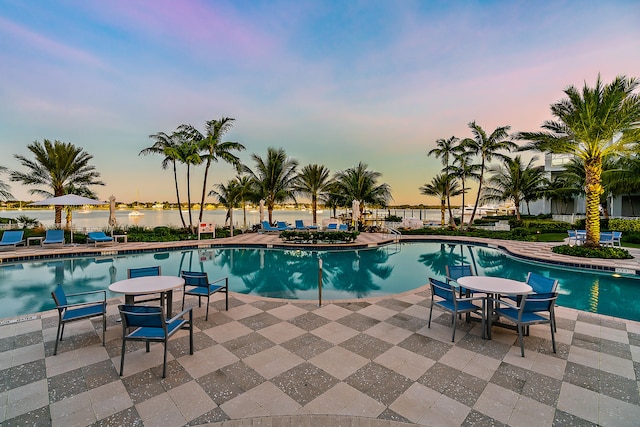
{"left": 612, "top": 231, "right": 622, "bottom": 247}
{"left": 118, "top": 304, "right": 193, "bottom": 378}
{"left": 260, "top": 221, "right": 282, "bottom": 233}
{"left": 326, "top": 223, "right": 338, "bottom": 231}
{"left": 599, "top": 231, "right": 614, "bottom": 246}
{"left": 567, "top": 230, "right": 578, "bottom": 245}
{"left": 51, "top": 284, "right": 106, "bottom": 355}
{"left": 0, "top": 230, "right": 25, "bottom": 248}
{"left": 181, "top": 271, "right": 228, "bottom": 321}
{"left": 87, "top": 231, "right": 114, "bottom": 247}
{"left": 489, "top": 292, "right": 558, "bottom": 357}
{"left": 525, "top": 272, "right": 559, "bottom": 332}
{"left": 127, "top": 266, "right": 162, "bottom": 304}
{"left": 445, "top": 264, "right": 476, "bottom": 298}
{"left": 277, "top": 221, "right": 293, "bottom": 230}
{"left": 43, "top": 229, "right": 65, "bottom": 247}
{"left": 428, "top": 277, "right": 485, "bottom": 342}
{"left": 338, "top": 224, "right": 348, "bottom": 231}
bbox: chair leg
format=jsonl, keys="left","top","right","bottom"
{"left": 162, "top": 342, "right": 167, "bottom": 379}
{"left": 120, "top": 339, "right": 126, "bottom": 376}
{"left": 550, "top": 322, "right": 557, "bottom": 353}
{"left": 198, "top": 296, "right": 202, "bottom": 308}
{"left": 182, "top": 291, "right": 186, "bottom": 311}
{"left": 427, "top": 303, "right": 433, "bottom": 328}
{"left": 451, "top": 313, "right": 457, "bottom": 342}
{"left": 102, "top": 313, "right": 106, "bottom": 347}
{"left": 189, "top": 310, "right": 194, "bottom": 355}
{"left": 225, "top": 289, "right": 228, "bottom": 311}
{"left": 146, "top": 341, "right": 150, "bottom": 352}
{"left": 54, "top": 321, "right": 63, "bottom": 355}
{"left": 205, "top": 295, "right": 210, "bottom": 321}
{"left": 518, "top": 325, "right": 525, "bottom": 357}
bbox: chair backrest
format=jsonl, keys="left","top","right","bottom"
{"left": 526, "top": 272, "right": 558, "bottom": 293}
{"left": 522, "top": 292, "right": 557, "bottom": 313}
{"left": 128, "top": 266, "right": 161, "bottom": 279}
{"left": 446, "top": 264, "right": 473, "bottom": 281}
{"left": 88, "top": 231, "right": 106, "bottom": 239}
{"left": 181, "top": 271, "right": 208, "bottom": 287}
{"left": 51, "top": 284, "right": 68, "bottom": 310}
{"left": 1, "top": 230, "right": 24, "bottom": 243}
{"left": 45, "top": 229, "right": 64, "bottom": 241}
{"left": 261, "top": 221, "right": 272, "bottom": 229}
{"left": 118, "top": 304, "right": 165, "bottom": 329}
{"left": 327, "top": 223, "right": 337, "bottom": 230}
{"left": 613, "top": 231, "right": 622, "bottom": 239}
{"left": 295, "top": 220, "right": 305, "bottom": 228}
{"left": 277, "top": 221, "right": 288, "bottom": 229}
{"left": 429, "top": 277, "right": 455, "bottom": 302}
{"left": 338, "top": 224, "right": 348, "bottom": 231}
{"left": 567, "top": 230, "right": 576, "bottom": 237}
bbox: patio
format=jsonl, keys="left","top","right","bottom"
{"left": 1, "top": 234, "right": 639, "bottom": 426}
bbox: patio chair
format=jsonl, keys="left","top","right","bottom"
{"left": 43, "top": 229, "right": 65, "bottom": 247}
{"left": 489, "top": 292, "right": 558, "bottom": 357}
{"left": 87, "top": 231, "right": 114, "bottom": 247}
{"left": 612, "top": 231, "right": 622, "bottom": 247}
{"left": 0, "top": 230, "right": 25, "bottom": 248}
{"left": 260, "top": 221, "right": 282, "bottom": 233}
{"left": 51, "top": 284, "right": 106, "bottom": 355}
{"left": 277, "top": 221, "right": 293, "bottom": 230}
{"left": 295, "top": 219, "right": 318, "bottom": 230}
{"left": 181, "top": 271, "right": 228, "bottom": 321}
{"left": 127, "top": 266, "right": 163, "bottom": 304}
{"left": 338, "top": 224, "right": 348, "bottom": 231}
{"left": 525, "top": 272, "right": 559, "bottom": 332}
{"left": 326, "top": 223, "right": 338, "bottom": 231}
{"left": 445, "top": 264, "right": 476, "bottom": 298}
{"left": 599, "top": 232, "right": 614, "bottom": 247}
{"left": 428, "top": 277, "right": 485, "bottom": 342}
{"left": 118, "top": 304, "right": 193, "bottom": 378}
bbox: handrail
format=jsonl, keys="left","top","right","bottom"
{"left": 386, "top": 226, "right": 401, "bottom": 242}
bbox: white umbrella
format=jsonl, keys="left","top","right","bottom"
{"left": 30, "top": 194, "right": 107, "bottom": 244}
{"left": 352, "top": 199, "right": 360, "bottom": 227}
{"left": 259, "top": 199, "right": 265, "bottom": 223}
{"left": 108, "top": 195, "right": 117, "bottom": 228}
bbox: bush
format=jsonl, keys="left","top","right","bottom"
{"left": 608, "top": 218, "right": 640, "bottom": 232}
{"left": 552, "top": 244, "right": 632, "bottom": 259}
{"left": 384, "top": 215, "right": 402, "bottom": 222}
{"left": 280, "top": 230, "right": 359, "bottom": 244}
{"left": 574, "top": 218, "right": 609, "bottom": 230}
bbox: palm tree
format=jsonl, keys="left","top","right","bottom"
{"left": 463, "top": 122, "right": 516, "bottom": 226}
{"left": 428, "top": 136, "right": 459, "bottom": 226}
{"left": 447, "top": 147, "right": 480, "bottom": 228}
{"left": 177, "top": 138, "right": 203, "bottom": 233}
{"left": 332, "top": 162, "right": 392, "bottom": 216}
{"left": 11, "top": 140, "right": 104, "bottom": 225}
{"left": 481, "top": 155, "right": 543, "bottom": 220}
{"left": 209, "top": 179, "right": 240, "bottom": 235}
{"left": 518, "top": 75, "right": 640, "bottom": 246}
{"left": 140, "top": 130, "right": 188, "bottom": 229}
{"left": 419, "top": 174, "right": 462, "bottom": 226}
{"left": 545, "top": 175, "right": 581, "bottom": 214}
{"left": 521, "top": 162, "right": 549, "bottom": 215}
{"left": 242, "top": 147, "right": 299, "bottom": 223}
{"left": 179, "top": 117, "right": 245, "bottom": 223}
{"left": 0, "top": 166, "right": 14, "bottom": 201}
{"left": 293, "top": 164, "right": 333, "bottom": 225}
{"left": 233, "top": 175, "right": 255, "bottom": 230}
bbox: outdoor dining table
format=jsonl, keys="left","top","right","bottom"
{"left": 456, "top": 276, "right": 533, "bottom": 339}
{"left": 108, "top": 275, "right": 184, "bottom": 318}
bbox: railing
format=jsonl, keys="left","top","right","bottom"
{"left": 385, "top": 226, "right": 401, "bottom": 242}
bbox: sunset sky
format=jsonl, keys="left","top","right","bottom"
{"left": 1, "top": 0, "right": 639, "bottom": 205}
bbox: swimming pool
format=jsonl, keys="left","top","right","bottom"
{"left": 1, "top": 242, "right": 639, "bottom": 321}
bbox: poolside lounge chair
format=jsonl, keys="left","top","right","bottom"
{"left": 87, "top": 231, "right": 114, "bottom": 247}
{"left": 294, "top": 220, "right": 318, "bottom": 230}
{"left": 260, "top": 221, "right": 285, "bottom": 233}
{"left": 428, "top": 277, "right": 485, "bottom": 342}
{"left": 277, "top": 221, "right": 293, "bottom": 230}
{"left": 43, "top": 229, "right": 65, "bottom": 247}
{"left": 0, "top": 230, "right": 25, "bottom": 248}
{"left": 118, "top": 304, "right": 193, "bottom": 378}
{"left": 326, "top": 223, "right": 338, "bottom": 231}
{"left": 338, "top": 224, "right": 348, "bottom": 231}
{"left": 181, "top": 271, "right": 228, "bottom": 321}
{"left": 51, "top": 284, "right": 106, "bottom": 355}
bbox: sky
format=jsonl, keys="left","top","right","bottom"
{"left": 0, "top": 0, "right": 639, "bottom": 206}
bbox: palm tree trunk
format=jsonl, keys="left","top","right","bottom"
{"left": 468, "top": 161, "right": 485, "bottom": 230}
{"left": 243, "top": 201, "right": 247, "bottom": 230}
{"left": 187, "top": 165, "right": 194, "bottom": 234}
{"left": 312, "top": 195, "right": 317, "bottom": 225}
{"left": 460, "top": 177, "right": 466, "bottom": 227}
{"left": 584, "top": 157, "right": 604, "bottom": 247}
{"left": 198, "top": 159, "right": 212, "bottom": 223}
{"left": 440, "top": 200, "right": 445, "bottom": 226}
{"left": 173, "top": 162, "right": 187, "bottom": 229}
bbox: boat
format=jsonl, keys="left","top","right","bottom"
{"left": 152, "top": 203, "right": 164, "bottom": 209}
{"left": 128, "top": 210, "right": 144, "bottom": 217}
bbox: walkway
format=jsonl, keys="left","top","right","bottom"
{"left": 1, "top": 233, "right": 639, "bottom": 426}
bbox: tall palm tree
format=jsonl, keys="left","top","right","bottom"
{"left": 233, "top": 175, "right": 255, "bottom": 230}
{"left": 447, "top": 147, "right": 480, "bottom": 228}
{"left": 463, "top": 121, "right": 516, "bottom": 226}
{"left": 332, "top": 162, "right": 392, "bottom": 215}
{"left": 11, "top": 140, "right": 104, "bottom": 225}
{"left": 518, "top": 75, "right": 640, "bottom": 246}
{"left": 293, "top": 164, "right": 333, "bottom": 225}
{"left": 242, "top": 147, "right": 299, "bottom": 223}
{"left": 0, "top": 166, "right": 14, "bottom": 201}
{"left": 481, "top": 155, "right": 542, "bottom": 221}
{"left": 428, "top": 136, "right": 459, "bottom": 226}
{"left": 140, "top": 130, "right": 188, "bottom": 229}
{"left": 419, "top": 173, "right": 462, "bottom": 226}
{"left": 179, "top": 117, "right": 245, "bottom": 223}
{"left": 177, "top": 138, "right": 203, "bottom": 233}
{"left": 209, "top": 179, "right": 240, "bottom": 235}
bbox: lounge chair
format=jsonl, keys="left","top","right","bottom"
{"left": 277, "top": 221, "right": 293, "bottom": 230}
{"left": 295, "top": 220, "right": 318, "bottom": 230}
{"left": 0, "top": 230, "right": 25, "bottom": 248}
{"left": 43, "top": 229, "right": 65, "bottom": 247}
{"left": 326, "top": 223, "right": 338, "bottom": 231}
{"left": 613, "top": 231, "right": 622, "bottom": 247}
{"left": 338, "top": 224, "right": 348, "bottom": 231}
{"left": 87, "top": 231, "right": 114, "bottom": 247}
{"left": 260, "top": 221, "right": 284, "bottom": 233}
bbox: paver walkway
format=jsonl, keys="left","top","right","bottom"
{"left": 1, "top": 233, "right": 639, "bottom": 426}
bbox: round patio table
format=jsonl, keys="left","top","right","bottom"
{"left": 109, "top": 276, "right": 184, "bottom": 318}
{"left": 457, "top": 276, "right": 532, "bottom": 339}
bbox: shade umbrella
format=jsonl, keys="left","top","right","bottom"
{"left": 352, "top": 199, "right": 360, "bottom": 228}
{"left": 259, "top": 199, "right": 265, "bottom": 223}
{"left": 108, "top": 195, "right": 117, "bottom": 228}
{"left": 30, "top": 194, "right": 107, "bottom": 244}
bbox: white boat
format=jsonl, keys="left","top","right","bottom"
{"left": 152, "top": 203, "right": 164, "bottom": 209}
{"left": 129, "top": 210, "right": 144, "bottom": 216}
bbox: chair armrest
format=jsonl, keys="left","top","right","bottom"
{"left": 66, "top": 289, "right": 107, "bottom": 301}
{"left": 167, "top": 307, "right": 192, "bottom": 324}
{"left": 57, "top": 300, "right": 106, "bottom": 310}
{"left": 489, "top": 296, "right": 518, "bottom": 310}
{"left": 459, "top": 296, "right": 486, "bottom": 304}
{"left": 209, "top": 277, "right": 228, "bottom": 287}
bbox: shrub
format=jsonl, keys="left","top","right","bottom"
{"left": 384, "top": 215, "right": 402, "bottom": 222}
{"left": 608, "top": 218, "right": 640, "bottom": 232}
{"left": 280, "top": 230, "right": 359, "bottom": 243}
{"left": 552, "top": 244, "right": 632, "bottom": 259}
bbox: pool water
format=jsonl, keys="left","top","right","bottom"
{"left": 1, "top": 242, "right": 639, "bottom": 321}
